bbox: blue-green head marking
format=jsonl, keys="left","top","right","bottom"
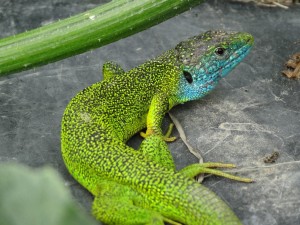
{"left": 172, "top": 30, "right": 254, "bottom": 103}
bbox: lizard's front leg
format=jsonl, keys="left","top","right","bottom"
{"left": 139, "top": 93, "right": 176, "bottom": 170}
{"left": 102, "top": 61, "right": 125, "bottom": 79}
{"left": 140, "top": 93, "right": 175, "bottom": 142}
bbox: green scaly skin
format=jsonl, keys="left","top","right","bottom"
{"left": 61, "top": 30, "right": 254, "bottom": 225}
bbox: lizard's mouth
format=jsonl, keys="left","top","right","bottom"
{"left": 199, "top": 43, "right": 253, "bottom": 90}
{"left": 217, "top": 44, "right": 253, "bottom": 79}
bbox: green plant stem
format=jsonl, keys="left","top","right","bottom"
{"left": 0, "top": 0, "right": 204, "bottom": 76}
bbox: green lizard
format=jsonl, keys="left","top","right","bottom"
{"left": 61, "top": 30, "right": 254, "bottom": 225}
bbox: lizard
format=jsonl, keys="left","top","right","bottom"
{"left": 61, "top": 30, "right": 254, "bottom": 225}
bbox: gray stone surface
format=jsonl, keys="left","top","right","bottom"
{"left": 0, "top": 0, "right": 300, "bottom": 224}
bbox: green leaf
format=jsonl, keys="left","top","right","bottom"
{"left": 0, "top": 163, "right": 97, "bottom": 225}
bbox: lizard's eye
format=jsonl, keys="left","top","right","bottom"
{"left": 215, "top": 47, "right": 226, "bottom": 56}
{"left": 183, "top": 70, "right": 193, "bottom": 84}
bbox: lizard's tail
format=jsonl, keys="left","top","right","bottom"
{"left": 142, "top": 171, "right": 242, "bottom": 225}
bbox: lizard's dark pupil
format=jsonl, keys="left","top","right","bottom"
{"left": 183, "top": 70, "right": 193, "bottom": 83}
{"left": 215, "top": 47, "right": 225, "bottom": 56}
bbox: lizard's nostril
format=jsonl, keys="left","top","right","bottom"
{"left": 245, "top": 34, "right": 254, "bottom": 45}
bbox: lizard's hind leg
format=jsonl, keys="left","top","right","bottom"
{"left": 179, "top": 163, "right": 253, "bottom": 183}
{"left": 92, "top": 180, "right": 164, "bottom": 225}
{"left": 138, "top": 134, "right": 175, "bottom": 171}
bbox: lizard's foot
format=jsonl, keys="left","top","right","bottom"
{"left": 163, "top": 123, "right": 176, "bottom": 142}
{"left": 179, "top": 162, "right": 253, "bottom": 183}
{"left": 140, "top": 123, "right": 176, "bottom": 142}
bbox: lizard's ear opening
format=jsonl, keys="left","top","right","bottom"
{"left": 183, "top": 70, "right": 193, "bottom": 83}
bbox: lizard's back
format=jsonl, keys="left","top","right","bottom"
{"left": 61, "top": 60, "right": 181, "bottom": 193}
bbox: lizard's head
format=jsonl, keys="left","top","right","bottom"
{"left": 174, "top": 30, "right": 253, "bottom": 103}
